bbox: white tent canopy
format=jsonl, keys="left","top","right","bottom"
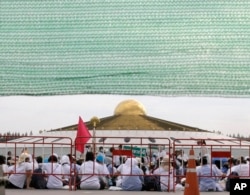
{"left": 2, "top": 130, "right": 249, "bottom": 158}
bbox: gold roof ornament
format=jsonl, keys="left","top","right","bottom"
{"left": 51, "top": 99, "right": 208, "bottom": 132}
{"left": 90, "top": 116, "right": 100, "bottom": 127}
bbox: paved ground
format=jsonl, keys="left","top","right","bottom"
{"left": 4, "top": 189, "right": 229, "bottom": 195}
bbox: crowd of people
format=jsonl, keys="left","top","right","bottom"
{"left": 0, "top": 144, "right": 249, "bottom": 192}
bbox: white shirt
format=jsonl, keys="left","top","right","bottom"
{"left": 113, "top": 155, "right": 121, "bottom": 166}
{"left": 153, "top": 167, "right": 175, "bottom": 191}
{"left": 61, "top": 163, "right": 71, "bottom": 181}
{"left": 115, "top": 164, "right": 125, "bottom": 187}
{"left": 157, "top": 150, "right": 168, "bottom": 160}
{"left": 60, "top": 155, "right": 71, "bottom": 180}
{"left": 43, "top": 162, "right": 63, "bottom": 189}
{"left": 197, "top": 164, "right": 219, "bottom": 191}
{"left": 79, "top": 160, "right": 107, "bottom": 190}
{"left": 115, "top": 158, "right": 143, "bottom": 190}
{"left": 98, "top": 162, "right": 109, "bottom": 175}
{"left": 230, "top": 163, "right": 250, "bottom": 178}
{"left": 8, "top": 162, "right": 32, "bottom": 188}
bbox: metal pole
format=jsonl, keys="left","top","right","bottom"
{"left": 90, "top": 116, "right": 100, "bottom": 153}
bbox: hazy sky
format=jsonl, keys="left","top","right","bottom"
{"left": 0, "top": 95, "right": 249, "bottom": 136}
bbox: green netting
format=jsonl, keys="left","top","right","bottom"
{"left": 1, "top": 0, "right": 250, "bottom": 97}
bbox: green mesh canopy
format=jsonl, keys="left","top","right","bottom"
{"left": 1, "top": 0, "right": 250, "bottom": 97}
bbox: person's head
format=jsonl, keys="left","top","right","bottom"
{"left": 174, "top": 150, "right": 182, "bottom": 157}
{"left": 222, "top": 162, "right": 229, "bottom": 170}
{"left": 181, "top": 178, "right": 186, "bottom": 186}
{"left": 67, "top": 154, "right": 76, "bottom": 163}
{"left": 228, "top": 157, "right": 236, "bottom": 166}
{"left": 125, "top": 157, "right": 138, "bottom": 167}
{"left": 7, "top": 151, "right": 12, "bottom": 156}
{"left": 201, "top": 156, "right": 208, "bottom": 165}
{"left": 85, "top": 151, "right": 95, "bottom": 161}
{"left": 61, "top": 155, "right": 70, "bottom": 165}
{"left": 141, "top": 165, "right": 147, "bottom": 175}
{"left": 109, "top": 147, "right": 115, "bottom": 153}
{"left": 158, "top": 145, "right": 164, "bottom": 152}
{"left": 239, "top": 156, "right": 247, "bottom": 164}
{"left": 195, "top": 158, "right": 201, "bottom": 166}
{"left": 96, "top": 154, "right": 105, "bottom": 164}
{"left": 8, "top": 157, "right": 18, "bottom": 165}
{"left": 36, "top": 156, "right": 43, "bottom": 164}
{"left": 197, "top": 139, "right": 206, "bottom": 145}
{"left": 160, "top": 157, "right": 172, "bottom": 171}
{"left": 48, "top": 154, "right": 58, "bottom": 163}
{"left": 214, "top": 160, "right": 221, "bottom": 169}
{"left": 0, "top": 155, "right": 6, "bottom": 164}
{"left": 99, "top": 146, "right": 104, "bottom": 152}
{"left": 18, "top": 153, "right": 30, "bottom": 164}
{"left": 25, "top": 156, "right": 30, "bottom": 162}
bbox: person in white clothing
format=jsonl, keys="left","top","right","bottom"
{"left": 197, "top": 140, "right": 211, "bottom": 164}
{"left": 61, "top": 155, "right": 71, "bottom": 185}
{"left": 7, "top": 151, "right": 13, "bottom": 166}
{"left": 156, "top": 145, "right": 168, "bottom": 161}
{"left": 42, "top": 154, "right": 64, "bottom": 189}
{"left": 6, "top": 153, "right": 33, "bottom": 189}
{"left": 21, "top": 148, "right": 33, "bottom": 163}
{"left": 120, "top": 157, "right": 144, "bottom": 191}
{"left": 79, "top": 151, "right": 108, "bottom": 190}
{"left": 95, "top": 154, "right": 110, "bottom": 189}
{"left": 109, "top": 145, "right": 123, "bottom": 168}
{"left": 153, "top": 157, "right": 176, "bottom": 191}
{"left": 228, "top": 156, "right": 250, "bottom": 179}
{"left": 197, "top": 156, "right": 224, "bottom": 192}
{"left": 6, "top": 157, "right": 18, "bottom": 176}
{"left": 245, "top": 156, "right": 250, "bottom": 164}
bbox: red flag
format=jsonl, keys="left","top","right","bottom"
{"left": 75, "top": 116, "right": 91, "bottom": 153}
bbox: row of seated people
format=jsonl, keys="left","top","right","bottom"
{"left": 0, "top": 151, "right": 177, "bottom": 191}
{"left": 0, "top": 151, "right": 249, "bottom": 191}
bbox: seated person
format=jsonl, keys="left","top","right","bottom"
{"left": 6, "top": 153, "right": 32, "bottom": 189}
{"left": 229, "top": 156, "right": 250, "bottom": 178}
{"left": 42, "top": 154, "right": 65, "bottom": 189}
{"left": 95, "top": 154, "right": 110, "bottom": 189}
{"left": 60, "top": 155, "right": 71, "bottom": 186}
{"left": 197, "top": 156, "right": 224, "bottom": 191}
{"left": 79, "top": 152, "right": 108, "bottom": 190}
{"left": 115, "top": 157, "right": 144, "bottom": 191}
{"left": 153, "top": 157, "right": 175, "bottom": 191}
{"left": 30, "top": 156, "right": 47, "bottom": 189}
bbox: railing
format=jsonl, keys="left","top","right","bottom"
{"left": 0, "top": 136, "right": 249, "bottom": 191}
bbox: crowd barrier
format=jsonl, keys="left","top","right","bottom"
{"left": 0, "top": 135, "right": 250, "bottom": 191}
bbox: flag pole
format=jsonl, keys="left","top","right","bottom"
{"left": 90, "top": 116, "right": 100, "bottom": 153}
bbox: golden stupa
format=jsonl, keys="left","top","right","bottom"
{"left": 114, "top": 99, "right": 146, "bottom": 116}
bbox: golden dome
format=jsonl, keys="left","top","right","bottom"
{"left": 114, "top": 99, "right": 146, "bottom": 116}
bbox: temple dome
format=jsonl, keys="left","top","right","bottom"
{"left": 114, "top": 99, "right": 146, "bottom": 115}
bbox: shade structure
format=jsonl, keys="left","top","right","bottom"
{"left": 1, "top": 1, "right": 250, "bottom": 97}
